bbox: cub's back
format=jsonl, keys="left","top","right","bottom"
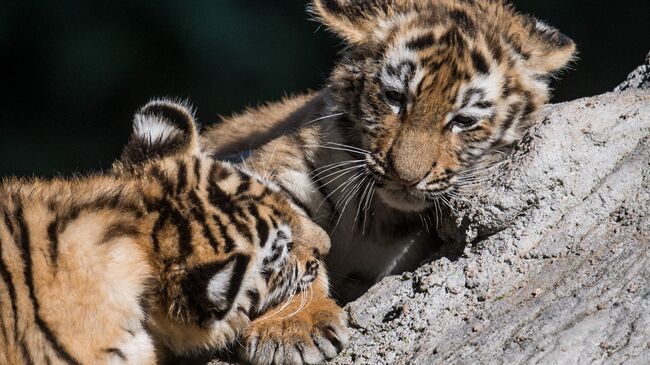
{"left": 0, "top": 177, "right": 156, "bottom": 365}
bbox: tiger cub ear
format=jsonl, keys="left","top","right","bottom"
{"left": 510, "top": 15, "right": 577, "bottom": 75}
{"left": 120, "top": 98, "right": 200, "bottom": 166}
{"left": 310, "top": 0, "right": 406, "bottom": 45}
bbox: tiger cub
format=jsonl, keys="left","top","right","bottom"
{"left": 0, "top": 100, "right": 336, "bottom": 365}
{"left": 202, "top": 0, "right": 577, "bottom": 302}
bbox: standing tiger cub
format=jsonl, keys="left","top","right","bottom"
{"left": 203, "top": 0, "right": 577, "bottom": 302}
{"left": 0, "top": 99, "right": 346, "bottom": 365}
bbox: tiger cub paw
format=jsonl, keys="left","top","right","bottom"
{"left": 241, "top": 298, "right": 349, "bottom": 365}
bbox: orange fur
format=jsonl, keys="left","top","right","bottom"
{"left": 0, "top": 100, "right": 332, "bottom": 365}
{"left": 202, "top": 0, "right": 577, "bottom": 305}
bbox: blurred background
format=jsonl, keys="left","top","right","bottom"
{"left": 0, "top": 0, "right": 648, "bottom": 177}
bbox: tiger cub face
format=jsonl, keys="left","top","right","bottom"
{"left": 116, "top": 100, "right": 330, "bottom": 346}
{"left": 314, "top": 0, "right": 576, "bottom": 212}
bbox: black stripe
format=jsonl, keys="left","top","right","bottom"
{"left": 47, "top": 220, "right": 59, "bottom": 268}
{"left": 104, "top": 348, "right": 126, "bottom": 361}
{"left": 167, "top": 206, "right": 193, "bottom": 258}
{"left": 14, "top": 201, "right": 82, "bottom": 365}
{"left": 146, "top": 197, "right": 177, "bottom": 252}
{"left": 449, "top": 9, "right": 476, "bottom": 36}
{"left": 207, "top": 173, "right": 235, "bottom": 215}
{"left": 249, "top": 205, "right": 269, "bottom": 247}
{"left": 326, "top": 0, "right": 389, "bottom": 19}
{"left": 3, "top": 208, "right": 16, "bottom": 238}
{"left": 176, "top": 160, "right": 188, "bottom": 194}
{"left": 471, "top": 50, "right": 490, "bottom": 74}
{"left": 188, "top": 191, "right": 219, "bottom": 252}
{"left": 486, "top": 33, "right": 505, "bottom": 62}
{"left": 101, "top": 222, "right": 140, "bottom": 244}
{"left": 263, "top": 241, "right": 284, "bottom": 266}
{"left": 150, "top": 209, "right": 169, "bottom": 253}
{"left": 415, "top": 76, "right": 426, "bottom": 96}
{"left": 212, "top": 214, "right": 235, "bottom": 252}
{"left": 20, "top": 340, "right": 35, "bottom": 365}
{"left": 321, "top": 0, "right": 343, "bottom": 14}
{"left": 522, "top": 92, "right": 536, "bottom": 117}
{"left": 495, "top": 101, "right": 523, "bottom": 144}
{"left": 212, "top": 254, "right": 250, "bottom": 320}
{"left": 246, "top": 289, "right": 260, "bottom": 314}
{"left": 235, "top": 178, "right": 251, "bottom": 196}
{"left": 140, "top": 102, "right": 193, "bottom": 134}
{"left": 0, "top": 229, "right": 19, "bottom": 341}
{"left": 55, "top": 193, "right": 142, "bottom": 236}
{"left": 268, "top": 214, "right": 279, "bottom": 230}
{"left": 193, "top": 158, "right": 202, "bottom": 182}
{"left": 230, "top": 202, "right": 253, "bottom": 241}
{"left": 0, "top": 310, "right": 8, "bottom": 350}
{"left": 210, "top": 162, "right": 232, "bottom": 182}
{"left": 405, "top": 33, "right": 435, "bottom": 51}
{"left": 475, "top": 101, "right": 494, "bottom": 109}
{"left": 261, "top": 268, "right": 273, "bottom": 283}
{"left": 461, "top": 88, "right": 483, "bottom": 109}
{"left": 179, "top": 253, "right": 251, "bottom": 325}
{"left": 439, "top": 28, "right": 464, "bottom": 47}
{"left": 235, "top": 177, "right": 251, "bottom": 195}
{"left": 150, "top": 166, "right": 174, "bottom": 197}
{"left": 232, "top": 212, "right": 254, "bottom": 244}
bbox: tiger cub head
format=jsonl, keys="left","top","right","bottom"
{"left": 116, "top": 99, "right": 330, "bottom": 350}
{"left": 313, "top": 0, "right": 576, "bottom": 212}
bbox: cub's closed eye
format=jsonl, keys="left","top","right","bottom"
{"left": 384, "top": 90, "right": 405, "bottom": 106}
{"left": 451, "top": 115, "right": 479, "bottom": 127}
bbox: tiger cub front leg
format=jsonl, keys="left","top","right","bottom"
{"left": 241, "top": 279, "right": 349, "bottom": 365}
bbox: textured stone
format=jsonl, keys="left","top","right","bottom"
{"left": 330, "top": 76, "right": 650, "bottom": 363}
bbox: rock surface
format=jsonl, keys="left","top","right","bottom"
{"left": 332, "top": 86, "right": 650, "bottom": 364}
{"left": 333, "top": 89, "right": 650, "bottom": 365}
{"left": 208, "top": 58, "right": 650, "bottom": 365}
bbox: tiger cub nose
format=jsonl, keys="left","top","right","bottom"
{"left": 388, "top": 154, "right": 426, "bottom": 187}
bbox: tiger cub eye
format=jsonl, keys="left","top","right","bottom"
{"left": 451, "top": 115, "right": 479, "bottom": 127}
{"left": 384, "top": 90, "right": 405, "bottom": 106}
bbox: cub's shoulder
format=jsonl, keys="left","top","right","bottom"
{"left": 202, "top": 92, "right": 322, "bottom": 157}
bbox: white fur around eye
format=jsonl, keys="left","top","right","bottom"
{"left": 447, "top": 113, "right": 484, "bottom": 134}
{"left": 451, "top": 125, "right": 464, "bottom": 134}
{"left": 389, "top": 105, "right": 402, "bottom": 115}
{"left": 206, "top": 261, "right": 234, "bottom": 304}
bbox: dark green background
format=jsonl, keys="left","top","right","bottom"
{"left": 1, "top": 1, "right": 648, "bottom": 177}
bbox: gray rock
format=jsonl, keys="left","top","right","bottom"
{"left": 332, "top": 90, "right": 650, "bottom": 364}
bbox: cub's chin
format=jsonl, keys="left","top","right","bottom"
{"left": 377, "top": 186, "right": 433, "bottom": 212}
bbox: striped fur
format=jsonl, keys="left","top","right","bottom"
{"left": 203, "top": 0, "right": 576, "bottom": 302}
{"left": 0, "top": 100, "right": 334, "bottom": 365}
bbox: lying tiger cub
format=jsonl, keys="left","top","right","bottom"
{"left": 0, "top": 100, "right": 346, "bottom": 365}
